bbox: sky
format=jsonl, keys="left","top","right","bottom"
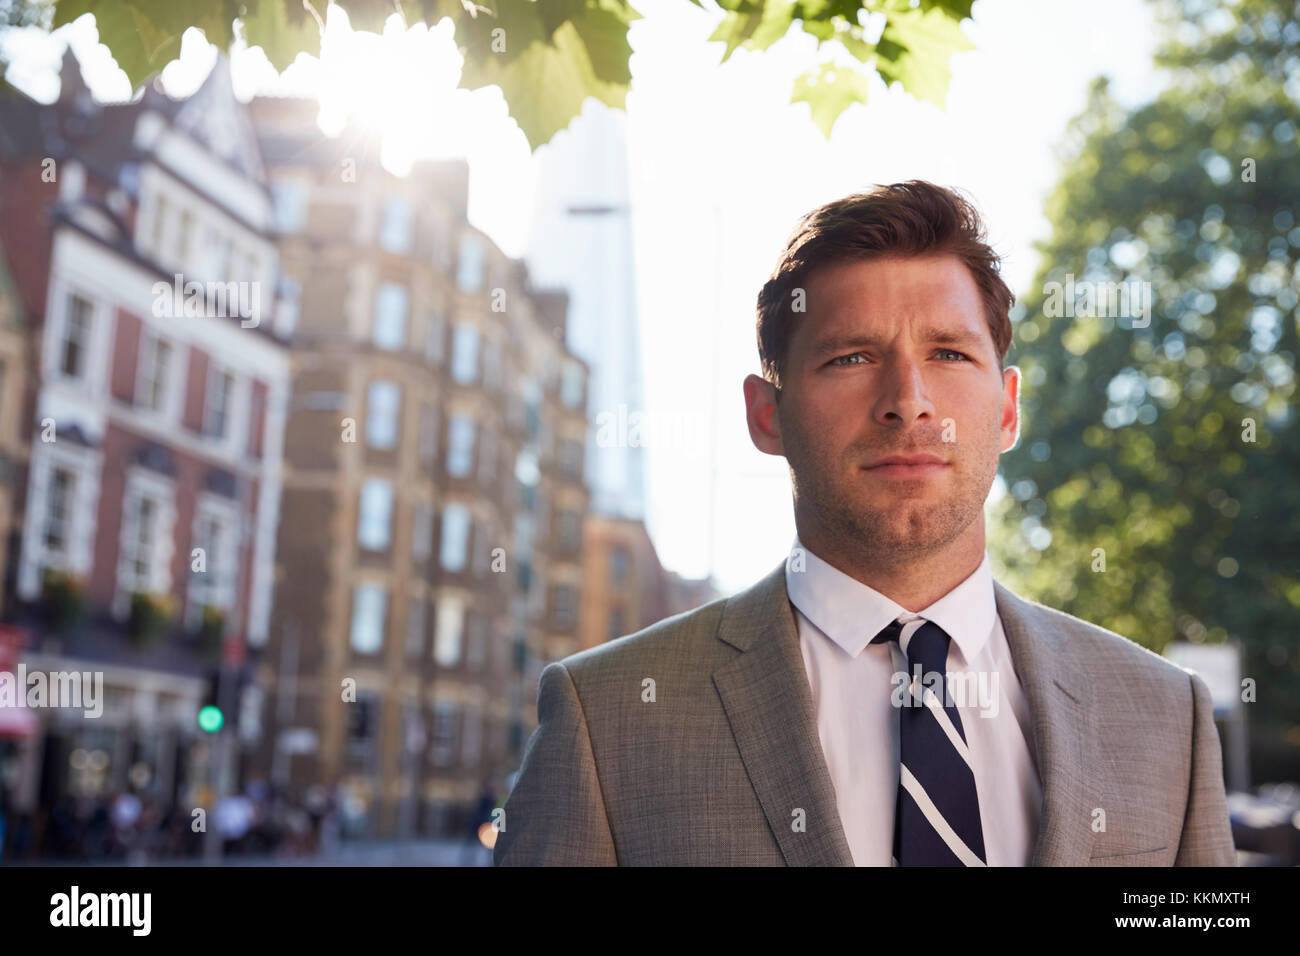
{"left": 0, "top": 0, "right": 1167, "bottom": 595}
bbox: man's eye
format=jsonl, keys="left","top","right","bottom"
{"left": 936, "top": 349, "right": 970, "bottom": 361}
{"left": 829, "top": 353, "right": 867, "bottom": 366}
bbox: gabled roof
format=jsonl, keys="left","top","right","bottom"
{"left": 0, "top": 45, "right": 269, "bottom": 191}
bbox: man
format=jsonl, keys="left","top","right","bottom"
{"left": 494, "top": 181, "right": 1236, "bottom": 866}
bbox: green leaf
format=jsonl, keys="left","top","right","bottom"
{"left": 874, "top": 1, "right": 973, "bottom": 108}
{"left": 570, "top": 3, "right": 635, "bottom": 86}
{"left": 53, "top": 0, "right": 177, "bottom": 90}
{"left": 458, "top": 16, "right": 626, "bottom": 150}
{"left": 53, "top": 0, "right": 238, "bottom": 90}
{"left": 708, "top": 11, "right": 763, "bottom": 62}
{"left": 335, "top": 0, "right": 402, "bottom": 34}
{"left": 238, "top": 0, "right": 323, "bottom": 72}
{"left": 918, "top": 0, "right": 976, "bottom": 21}
{"left": 708, "top": 0, "right": 796, "bottom": 63}
{"left": 47, "top": 0, "right": 977, "bottom": 152}
{"left": 791, "top": 61, "right": 868, "bottom": 138}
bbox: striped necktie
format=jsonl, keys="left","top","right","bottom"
{"left": 871, "top": 618, "right": 987, "bottom": 866}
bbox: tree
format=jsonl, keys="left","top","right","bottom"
{"left": 1, "top": 0, "right": 977, "bottom": 148}
{"left": 989, "top": 0, "right": 1300, "bottom": 779}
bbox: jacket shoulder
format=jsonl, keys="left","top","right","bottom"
{"left": 551, "top": 593, "right": 732, "bottom": 680}
{"left": 998, "top": 582, "right": 1203, "bottom": 692}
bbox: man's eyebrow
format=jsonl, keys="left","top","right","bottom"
{"left": 807, "top": 327, "right": 990, "bottom": 360}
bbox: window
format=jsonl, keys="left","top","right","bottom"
{"left": 556, "top": 510, "right": 580, "bottom": 553}
{"left": 424, "top": 312, "right": 445, "bottom": 364}
{"left": 405, "top": 597, "right": 426, "bottom": 659}
{"left": 430, "top": 701, "right": 457, "bottom": 765}
{"left": 136, "top": 334, "right": 172, "bottom": 413}
{"left": 418, "top": 403, "right": 438, "bottom": 465}
{"left": 552, "top": 583, "right": 577, "bottom": 629}
{"left": 561, "top": 361, "right": 585, "bottom": 408}
{"left": 412, "top": 504, "right": 433, "bottom": 562}
{"left": 177, "top": 209, "right": 195, "bottom": 268}
{"left": 275, "top": 277, "right": 301, "bottom": 337}
{"left": 234, "top": 248, "right": 260, "bottom": 284}
{"left": 609, "top": 607, "right": 627, "bottom": 642}
{"left": 43, "top": 467, "right": 75, "bottom": 554}
{"left": 456, "top": 235, "right": 484, "bottom": 292}
{"left": 271, "top": 180, "right": 307, "bottom": 233}
{"left": 204, "top": 229, "right": 233, "bottom": 281}
{"left": 350, "top": 584, "right": 387, "bottom": 653}
{"left": 610, "top": 545, "right": 630, "bottom": 585}
{"left": 379, "top": 197, "right": 413, "bottom": 253}
{"left": 440, "top": 503, "right": 470, "bottom": 571}
{"left": 346, "top": 694, "right": 378, "bottom": 757}
{"left": 450, "top": 323, "right": 479, "bottom": 384}
{"left": 357, "top": 479, "right": 394, "bottom": 551}
{"left": 522, "top": 382, "right": 542, "bottom": 440}
{"left": 446, "top": 415, "right": 475, "bottom": 477}
{"left": 204, "top": 369, "right": 236, "bottom": 440}
{"left": 189, "top": 504, "right": 237, "bottom": 624}
{"left": 365, "top": 381, "right": 401, "bottom": 449}
{"left": 60, "top": 294, "right": 92, "bottom": 379}
{"left": 373, "top": 283, "right": 408, "bottom": 350}
{"left": 434, "top": 594, "right": 465, "bottom": 667}
{"left": 558, "top": 439, "right": 582, "bottom": 480}
{"left": 119, "top": 490, "right": 166, "bottom": 597}
{"left": 150, "top": 194, "right": 169, "bottom": 253}
{"left": 462, "top": 704, "right": 481, "bottom": 767}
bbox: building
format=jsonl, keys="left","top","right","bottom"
{"left": 247, "top": 96, "right": 591, "bottom": 839}
{"left": 524, "top": 101, "right": 646, "bottom": 521}
{"left": 0, "top": 50, "right": 291, "bottom": 836}
{"left": 578, "top": 514, "right": 720, "bottom": 653}
{"left": 0, "top": 242, "right": 30, "bottom": 619}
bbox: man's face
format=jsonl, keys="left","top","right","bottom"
{"left": 744, "top": 254, "right": 1020, "bottom": 563}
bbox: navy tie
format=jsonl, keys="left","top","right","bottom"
{"left": 871, "top": 619, "right": 987, "bottom": 866}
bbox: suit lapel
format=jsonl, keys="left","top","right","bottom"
{"left": 708, "top": 562, "right": 1099, "bottom": 866}
{"left": 993, "top": 581, "right": 1101, "bottom": 865}
{"left": 712, "top": 561, "right": 854, "bottom": 866}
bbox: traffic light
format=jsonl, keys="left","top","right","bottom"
{"left": 198, "top": 667, "right": 224, "bottom": 733}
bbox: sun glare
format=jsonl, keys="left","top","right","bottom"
{"left": 311, "top": 7, "right": 478, "bottom": 174}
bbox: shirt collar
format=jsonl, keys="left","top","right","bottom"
{"left": 784, "top": 535, "right": 997, "bottom": 666}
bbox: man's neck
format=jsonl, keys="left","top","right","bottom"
{"left": 795, "top": 521, "right": 987, "bottom": 612}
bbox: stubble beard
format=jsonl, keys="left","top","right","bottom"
{"left": 787, "top": 421, "right": 1001, "bottom": 573}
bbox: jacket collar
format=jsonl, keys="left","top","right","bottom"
{"left": 712, "top": 559, "right": 1100, "bottom": 866}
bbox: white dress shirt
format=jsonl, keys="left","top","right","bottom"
{"left": 785, "top": 536, "right": 1043, "bottom": 866}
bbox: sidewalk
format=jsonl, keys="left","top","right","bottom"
{"left": 6, "top": 839, "right": 495, "bottom": 867}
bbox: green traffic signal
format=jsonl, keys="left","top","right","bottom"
{"left": 198, "top": 705, "right": 224, "bottom": 733}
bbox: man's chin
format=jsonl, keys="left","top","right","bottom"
{"left": 847, "top": 513, "right": 957, "bottom": 554}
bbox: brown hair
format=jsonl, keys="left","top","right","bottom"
{"left": 756, "top": 181, "right": 1014, "bottom": 393}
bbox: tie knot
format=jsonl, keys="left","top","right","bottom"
{"left": 870, "top": 619, "right": 952, "bottom": 673}
{"left": 870, "top": 619, "right": 903, "bottom": 645}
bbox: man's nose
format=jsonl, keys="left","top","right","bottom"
{"left": 872, "top": 358, "right": 935, "bottom": 426}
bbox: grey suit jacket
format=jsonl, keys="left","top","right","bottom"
{"left": 493, "top": 560, "right": 1236, "bottom": 866}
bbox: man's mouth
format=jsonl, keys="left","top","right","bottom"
{"left": 861, "top": 454, "right": 949, "bottom": 478}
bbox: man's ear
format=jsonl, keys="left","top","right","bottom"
{"left": 743, "top": 374, "right": 784, "bottom": 457}
{"left": 999, "top": 365, "right": 1021, "bottom": 453}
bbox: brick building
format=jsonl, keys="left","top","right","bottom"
{"left": 0, "top": 51, "right": 291, "bottom": 829}
{"left": 578, "top": 513, "right": 720, "bottom": 653}
{"left": 246, "top": 96, "right": 590, "bottom": 839}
